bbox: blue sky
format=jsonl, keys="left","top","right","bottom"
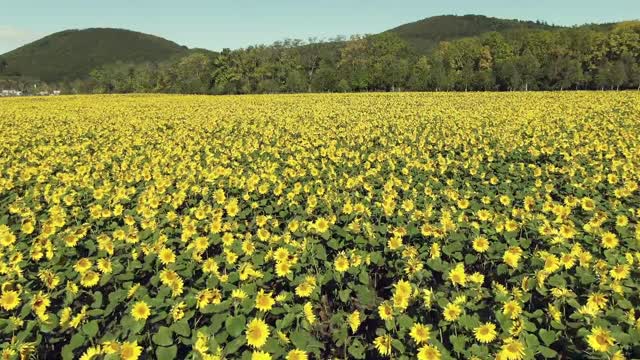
{"left": 1, "top": 0, "right": 638, "bottom": 54}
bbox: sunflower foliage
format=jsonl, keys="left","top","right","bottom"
{"left": 0, "top": 92, "right": 639, "bottom": 360}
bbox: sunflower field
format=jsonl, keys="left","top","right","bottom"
{"left": 0, "top": 92, "right": 639, "bottom": 360}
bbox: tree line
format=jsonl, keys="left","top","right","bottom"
{"left": 2, "top": 22, "right": 639, "bottom": 94}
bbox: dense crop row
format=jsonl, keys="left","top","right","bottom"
{"left": 0, "top": 92, "right": 639, "bottom": 359}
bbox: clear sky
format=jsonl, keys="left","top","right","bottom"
{"left": 1, "top": 0, "right": 638, "bottom": 54}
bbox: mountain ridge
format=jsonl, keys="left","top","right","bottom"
{"left": 0, "top": 28, "right": 189, "bottom": 82}
{"left": 0, "top": 15, "right": 634, "bottom": 83}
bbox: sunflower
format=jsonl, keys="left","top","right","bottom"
{"left": 303, "top": 302, "right": 316, "bottom": 325}
{"left": 394, "top": 279, "right": 412, "bottom": 298}
{"left": 120, "top": 341, "right": 143, "bottom": 360}
{"left": 80, "top": 270, "right": 100, "bottom": 288}
{"left": 158, "top": 248, "right": 176, "bottom": 265}
{"left": 348, "top": 310, "right": 361, "bottom": 332}
{"left": 131, "top": 301, "right": 151, "bottom": 321}
{"left": 73, "top": 258, "right": 92, "bottom": 273}
{"left": 430, "top": 243, "right": 441, "bottom": 259}
{"left": 503, "top": 247, "right": 523, "bottom": 268}
{"left": 610, "top": 264, "right": 630, "bottom": 281}
{"left": 448, "top": 264, "right": 467, "bottom": 286}
{"left": 334, "top": 253, "right": 350, "bottom": 272}
{"left": 0, "top": 225, "right": 16, "bottom": 247}
{"left": 499, "top": 338, "right": 525, "bottom": 360}
{"left": 101, "top": 341, "right": 119, "bottom": 355}
{"left": 410, "top": 323, "right": 431, "bottom": 344}
{"left": 295, "top": 280, "right": 314, "bottom": 298}
{"left": 171, "top": 301, "right": 186, "bottom": 321}
{"left": 581, "top": 197, "right": 596, "bottom": 211}
{"left": 472, "top": 236, "right": 490, "bottom": 252}
{"left": 443, "top": 302, "right": 462, "bottom": 322}
{"left": 96, "top": 258, "right": 112, "bottom": 274}
{"left": 159, "top": 269, "right": 179, "bottom": 286}
{"left": 314, "top": 217, "right": 330, "bottom": 233}
{"left": 0, "top": 290, "right": 20, "bottom": 311}
{"left": 503, "top": 300, "right": 522, "bottom": 319}
{"left": 474, "top": 322, "right": 497, "bottom": 343}
{"left": 286, "top": 349, "right": 308, "bottom": 360}
{"left": 246, "top": 318, "right": 270, "bottom": 349}
{"left": 378, "top": 301, "right": 394, "bottom": 320}
{"left": 255, "top": 290, "right": 275, "bottom": 312}
{"left": 31, "top": 291, "right": 51, "bottom": 318}
{"left": 587, "top": 327, "right": 614, "bottom": 352}
{"left": 79, "top": 346, "right": 101, "bottom": 360}
{"left": 373, "top": 334, "right": 392, "bottom": 356}
{"left": 601, "top": 232, "right": 619, "bottom": 249}
{"left": 388, "top": 236, "right": 403, "bottom": 250}
{"left": 477, "top": 209, "right": 492, "bottom": 221}
{"left": 417, "top": 344, "right": 441, "bottom": 360}
{"left": 225, "top": 199, "right": 239, "bottom": 217}
{"left": 275, "top": 260, "right": 292, "bottom": 277}
{"left": 251, "top": 351, "right": 272, "bottom": 360}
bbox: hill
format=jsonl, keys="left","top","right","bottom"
{"left": 386, "top": 14, "right": 557, "bottom": 53}
{"left": 0, "top": 28, "right": 188, "bottom": 82}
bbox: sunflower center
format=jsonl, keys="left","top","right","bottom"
{"left": 596, "top": 334, "right": 609, "bottom": 346}
{"left": 250, "top": 328, "right": 263, "bottom": 340}
{"left": 507, "top": 343, "right": 520, "bottom": 353}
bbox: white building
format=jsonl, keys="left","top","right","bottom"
{"left": 1, "top": 89, "right": 23, "bottom": 96}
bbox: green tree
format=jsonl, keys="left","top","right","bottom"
{"left": 517, "top": 50, "right": 540, "bottom": 91}
{"left": 175, "top": 53, "right": 213, "bottom": 93}
{"left": 310, "top": 61, "right": 338, "bottom": 92}
{"left": 610, "top": 61, "right": 627, "bottom": 90}
{"left": 496, "top": 59, "right": 521, "bottom": 91}
{"left": 408, "top": 56, "right": 431, "bottom": 91}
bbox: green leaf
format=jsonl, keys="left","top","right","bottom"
{"left": 262, "top": 337, "right": 285, "bottom": 357}
{"left": 290, "top": 329, "right": 310, "bottom": 350}
{"left": 91, "top": 292, "right": 103, "bottom": 308}
{"left": 210, "top": 313, "right": 227, "bottom": 333}
{"left": 339, "top": 289, "right": 352, "bottom": 303}
{"left": 369, "top": 252, "right": 383, "bottom": 265}
{"left": 618, "top": 299, "right": 633, "bottom": 309}
{"left": 391, "top": 339, "right": 405, "bottom": 353}
{"left": 62, "top": 333, "right": 86, "bottom": 360}
{"left": 225, "top": 336, "right": 246, "bottom": 354}
{"left": 82, "top": 320, "right": 99, "bottom": 338}
{"left": 539, "top": 329, "right": 557, "bottom": 346}
{"left": 152, "top": 326, "right": 173, "bottom": 346}
{"left": 538, "top": 346, "right": 557, "bottom": 358}
{"left": 69, "top": 332, "right": 85, "bottom": 350}
{"left": 171, "top": 319, "right": 191, "bottom": 337}
{"left": 225, "top": 315, "right": 247, "bottom": 338}
{"left": 397, "top": 314, "right": 414, "bottom": 330}
{"left": 156, "top": 345, "right": 177, "bottom": 360}
{"left": 314, "top": 244, "right": 327, "bottom": 260}
{"left": 327, "top": 238, "right": 341, "bottom": 250}
{"left": 348, "top": 339, "right": 366, "bottom": 359}
{"left": 354, "top": 285, "right": 376, "bottom": 307}
{"left": 358, "top": 270, "right": 369, "bottom": 285}
{"left": 459, "top": 314, "right": 480, "bottom": 330}
{"left": 450, "top": 335, "right": 468, "bottom": 354}
{"left": 277, "top": 312, "right": 295, "bottom": 330}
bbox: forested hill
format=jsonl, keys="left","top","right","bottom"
{"left": 0, "top": 28, "right": 189, "bottom": 82}
{"left": 386, "top": 15, "right": 558, "bottom": 53}
{"left": 1, "top": 16, "right": 638, "bottom": 94}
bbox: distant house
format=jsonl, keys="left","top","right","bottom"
{"left": 1, "top": 89, "right": 22, "bottom": 96}
{"left": 52, "top": 90, "right": 61, "bottom": 95}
